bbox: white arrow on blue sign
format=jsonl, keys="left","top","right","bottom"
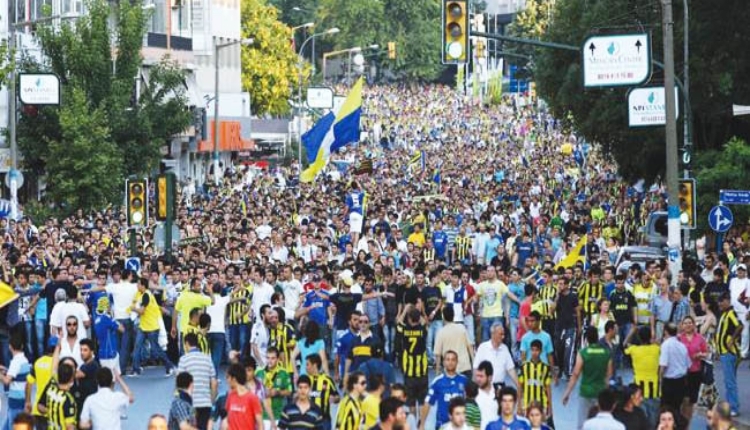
{"left": 125, "top": 257, "right": 141, "bottom": 274}
{"left": 708, "top": 205, "right": 733, "bottom": 233}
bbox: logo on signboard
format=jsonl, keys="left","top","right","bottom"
{"left": 19, "top": 74, "right": 61, "bottom": 105}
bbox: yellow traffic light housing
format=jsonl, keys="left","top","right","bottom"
{"left": 156, "top": 176, "right": 168, "bottom": 221}
{"left": 442, "top": 0, "right": 468, "bottom": 64}
{"left": 678, "top": 179, "right": 696, "bottom": 229}
{"left": 126, "top": 179, "right": 148, "bottom": 228}
{"left": 388, "top": 42, "right": 396, "bottom": 60}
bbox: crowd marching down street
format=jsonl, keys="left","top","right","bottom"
{"left": 0, "top": 83, "right": 749, "bottom": 430}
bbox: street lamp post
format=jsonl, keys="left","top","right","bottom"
{"left": 213, "top": 37, "right": 253, "bottom": 186}
{"left": 296, "top": 28, "right": 338, "bottom": 172}
{"left": 292, "top": 7, "right": 319, "bottom": 77}
{"left": 323, "top": 45, "right": 378, "bottom": 83}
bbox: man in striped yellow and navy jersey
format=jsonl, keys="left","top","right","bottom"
{"left": 38, "top": 363, "right": 77, "bottom": 430}
{"left": 518, "top": 340, "right": 553, "bottom": 418}
{"left": 227, "top": 277, "right": 252, "bottom": 355}
{"left": 306, "top": 353, "right": 339, "bottom": 430}
{"left": 716, "top": 292, "right": 743, "bottom": 417}
{"left": 336, "top": 371, "right": 366, "bottom": 430}
{"left": 577, "top": 267, "right": 605, "bottom": 331}
{"left": 396, "top": 306, "right": 428, "bottom": 417}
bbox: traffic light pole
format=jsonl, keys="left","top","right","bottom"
{"left": 129, "top": 229, "right": 137, "bottom": 256}
{"left": 164, "top": 173, "right": 175, "bottom": 260}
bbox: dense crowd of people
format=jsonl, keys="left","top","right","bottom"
{"left": 0, "top": 84, "right": 748, "bottom": 430}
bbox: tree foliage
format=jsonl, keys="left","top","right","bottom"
{"left": 241, "top": 0, "right": 302, "bottom": 116}
{"left": 530, "top": 0, "right": 750, "bottom": 181}
{"left": 506, "top": 0, "right": 555, "bottom": 60}
{"left": 694, "top": 137, "right": 750, "bottom": 231}
{"left": 46, "top": 87, "right": 121, "bottom": 210}
{"left": 17, "top": 0, "right": 191, "bottom": 211}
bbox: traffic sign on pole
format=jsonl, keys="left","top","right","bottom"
{"left": 125, "top": 257, "right": 141, "bottom": 274}
{"left": 582, "top": 33, "right": 651, "bottom": 87}
{"left": 719, "top": 189, "right": 750, "bottom": 205}
{"left": 708, "top": 205, "right": 733, "bottom": 233}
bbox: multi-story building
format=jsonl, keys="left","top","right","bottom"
{"left": 0, "top": 0, "right": 252, "bottom": 190}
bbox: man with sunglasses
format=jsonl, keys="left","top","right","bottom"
{"left": 59, "top": 316, "right": 84, "bottom": 366}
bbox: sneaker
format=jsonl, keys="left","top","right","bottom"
{"left": 730, "top": 411, "right": 739, "bottom": 418}
{"left": 166, "top": 368, "right": 176, "bottom": 377}
{"left": 127, "top": 370, "right": 142, "bottom": 378}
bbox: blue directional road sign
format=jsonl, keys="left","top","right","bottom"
{"left": 125, "top": 257, "right": 141, "bottom": 274}
{"left": 719, "top": 189, "right": 750, "bottom": 205}
{"left": 708, "top": 205, "right": 733, "bottom": 233}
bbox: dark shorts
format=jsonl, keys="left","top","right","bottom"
{"left": 405, "top": 376, "right": 429, "bottom": 406}
{"left": 686, "top": 370, "right": 702, "bottom": 404}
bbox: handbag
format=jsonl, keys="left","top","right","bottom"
{"left": 700, "top": 359, "right": 714, "bottom": 385}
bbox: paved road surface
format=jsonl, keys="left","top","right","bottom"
{"left": 116, "top": 359, "right": 750, "bottom": 430}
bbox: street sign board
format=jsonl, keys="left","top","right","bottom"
{"left": 708, "top": 205, "right": 733, "bottom": 233}
{"left": 125, "top": 257, "right": 141, "bottom": 274}
{"left": 628, "top": 86, "right": 680, "bottom": 127}
{"left": 306, "top": 87, "right": 334, "bottom": 109}
{"left": 719, "top": 189, "right": 750, "bottom": 205}
{"left": 19, "top": 73, "right": 61, "bottom": 105}
{"left": 582, "top": 33, "right": 651, "bottom": 87}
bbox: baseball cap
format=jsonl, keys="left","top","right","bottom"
{"left": 47, "top": 337, "right": 59, "bottom": 349}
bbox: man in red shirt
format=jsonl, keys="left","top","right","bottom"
{"left": 224, "top": 363, "right": 263, "bottom": 430}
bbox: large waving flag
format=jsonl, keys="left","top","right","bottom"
{"left": 301, "top": 78, "right": 364, "bottom": 183}
{"left": 0, "top": 281, "right": 19, "bottom": 310}
{"left": 554, "top": 236, "right": 588, "bottom": 269}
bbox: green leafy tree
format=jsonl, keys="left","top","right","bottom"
{"left": 383, "top": 0, "right": 443, "bottom": 80}
{"left": 528, "top": 0, "right": 750, "bottom": 180}
{"left": 16, "top": 0, "right": 191, "bottom": 209}
{"left": 46, "top": 87, "right": 121, "bottom": 210}
{"left": 694, "top": 137, "right": 750, "bottom": 232}
{"left": 506, "top": 0, "right": 555, "bottom": 60}
{"left": 242, "top": 0, "right": 303, "bottom": 116}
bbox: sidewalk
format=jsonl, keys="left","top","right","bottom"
{"left": 706, "top": 359, "right": 750, "bottom": 430}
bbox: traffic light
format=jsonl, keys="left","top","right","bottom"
{"left": 155, "top": 173, "right": 176, "bottom": 222}
{"left": 442, "top": 0, "right": 469, "bottom": 64}
{"left": 387, "top": 42, "right": 396, "bottom": 60}
{"left": 678, "top": 178, "right": 696, "bottom": 229}
{"left": 126, "top": 178, "right": 148, "bottom": 228}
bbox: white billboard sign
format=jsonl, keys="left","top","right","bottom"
{"left": 628, "top": 86, "right": 679, "bottom": 127}
{"left": 583, "top": 33, "right": 651, "bottom": 87}
{"left": 306, "top": 87, "right": 334, "bottom": 109}
{"left": 19, "top": 74, "right": 61, "bottom": 105}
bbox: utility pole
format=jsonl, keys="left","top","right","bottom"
{"left": 662, "top": 0, "right": 682, "bottom": 282}
{"left": 8, "top": 26, "right": 18, "bottom": 220}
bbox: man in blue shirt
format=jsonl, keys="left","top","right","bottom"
{"left": 299, "top": 285, "right": 332, "bottom": 354}
{"left": 419, "top": 351, "right": 468, "bottom": 430}
{"left": 487, "top": 387, "right": 531, "bottom": 430}
{"left": 93, "top": 296, "right": 124, "bottom": 375}
{"left": 345, "top": 181, "right": 367, "bottom": 245}
{"left": 514, "top": 232, "right": 535, "bottom": 268}
{"left": 432, "top": 221, "right": 449, "bottom": 262}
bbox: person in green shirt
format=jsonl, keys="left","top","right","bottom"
{"left": 256, "top": 346, "right": 292, "bottom": 420}
{"left": 561, "top": 326, "right": 613, "bottom": 429}
{"left": 463, "top": 380, "right": 482, "bottom": 430}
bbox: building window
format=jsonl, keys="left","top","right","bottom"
{"left": 61, "top": 0, "right": 83, "bottom": 16}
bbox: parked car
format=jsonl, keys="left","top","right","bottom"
{"left": 615, "top": 245, "right": 668, "bottom": 274}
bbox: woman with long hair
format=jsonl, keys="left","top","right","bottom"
{"left": 290, "top": 320, "right": 329, "bottom": 381}
{"left": 677, "top": 315, "right": 708, "bottom": 424}
{"left": 526, "top": 401, "right": 554, "bottom": 430}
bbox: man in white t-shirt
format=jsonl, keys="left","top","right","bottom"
{"left": 729, "top": 264, "right": 750, "bottom": 358}
{"left": 49, "top": 289, "right": 90, "bottom": 340}
{"left": 102, "top": 269, "right": 138, "bottom": 373}
{"left": 205, "top": 283, "right": 231, "bottom": 373}
{"left": 473, "top": 323, "right": 518, "bottom": 391}
{"left": 251, "top": 305, "right": 272, "bottom": 367}
{"left": 280, "top": 266, "right": 302, "bottom": 324}
{"left": 60, "top": 315, "right": 84, "bottom": 366}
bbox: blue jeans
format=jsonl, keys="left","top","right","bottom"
{"left": 426, "top": 320, "right": 443, "bottom": 361}
{"left": 642, "top": 398, "right": 659, "bottom": 429}
{"left": 22, "top": 320, "right": 34, "bottom": 359}
{"left": 228, "top": 324, "right": 248, "bottom": 354}
{"left": 509, "top": 316, "right": 520, "bottom": 360}
{"left": 3, "top": 406, "right": 23, "bottom": 430}
{"left": 117, "top": 318, "right": 134, "bottom": 372}
{"left": 34, "top": 319, "right": 47, "bottom": 360}
{"left": 133, "top": 329, "right": 174, "bottom": 373}
{"left": 481, "top": 316, "right": 504, "bottom": 344}
{"left": 465, "top": 316, "right": 475, "bottom": 346}
{"left": 208, "top": 332, "right": 225, "bottom": 374}
{"left": 616, "top": 322, "right": 632, "bottom": 369}
{"left": 383, "top": 323, "right": 396, "bottom": 358}
{"left": 720, "top": 353, "right": 739, "bottom": 413}
{"left": 0, "top": 331, "right": 10, "bottom": 367}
